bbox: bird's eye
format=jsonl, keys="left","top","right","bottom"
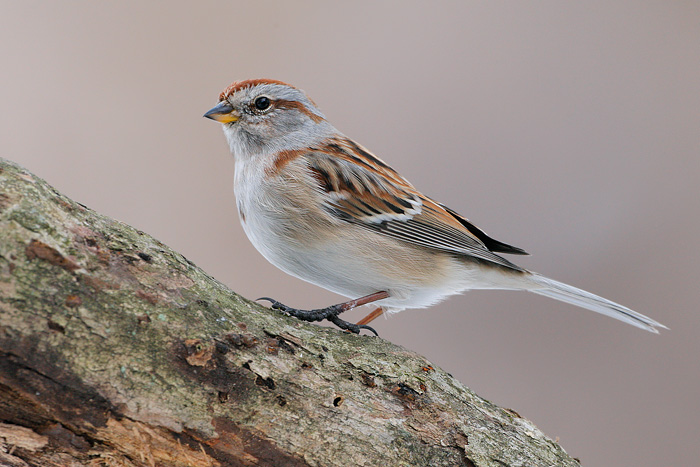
{"left": 254, "top": 96, "right": 271, "bottom": 111}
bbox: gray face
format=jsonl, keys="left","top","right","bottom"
{"left": 222, "top": 83, "right": 334, "bottom": 158}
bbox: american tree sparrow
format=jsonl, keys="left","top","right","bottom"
{"left": 204, "top": 79, "right": 665, "bottom": 336}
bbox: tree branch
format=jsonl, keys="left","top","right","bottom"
{"left": 0, "top": 158, "right": 579, "bottom": 466}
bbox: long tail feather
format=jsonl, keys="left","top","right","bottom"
{"left": 528, "top": 273, "right": 667, "bottom": 333}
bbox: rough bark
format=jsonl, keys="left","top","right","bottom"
{"left": 0, "top": 158, "right": 580, "bottom": 467}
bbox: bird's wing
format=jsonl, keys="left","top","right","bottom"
{"left": 303, "top": 138, "right": 527, "bottom": 271}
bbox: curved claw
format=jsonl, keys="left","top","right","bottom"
{"left": 357, "top": 323, "right": 379, "bottom": 337}
{"left": 256, "top": 297, "right": 287, "bottom": 312}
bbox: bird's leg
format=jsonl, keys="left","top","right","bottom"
{"left": 257, "top": 291, "right": 389, "bottom": 336}
{"left": 356, "top": 306, "right": 385, "bottom": 326}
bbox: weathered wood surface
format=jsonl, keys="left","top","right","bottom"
{"left": 0, "top": 158, "right": 580, "bottom": 466}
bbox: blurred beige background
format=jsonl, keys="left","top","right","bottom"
{"left": 1, "top": 1, "right": 698, "bottom": 465}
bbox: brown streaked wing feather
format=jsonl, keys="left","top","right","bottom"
{"left": 307, "top": 153, "right": 421, "bottom": 224}
{"left": 318, "top": 137, "right": 408, "bottom": 185}
{"left": 303, "top": 141, "right": 524, "bottom": 271}
{"left": 379, "top": 198, "right": 524, "bottom": 270}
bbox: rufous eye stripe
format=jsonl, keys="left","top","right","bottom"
{"left": 275, "top": 99, "right": 324, "bottom": 123}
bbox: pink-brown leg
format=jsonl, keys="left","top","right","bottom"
{"left": 356, "top": 307, "right": 385, "bottom": 326}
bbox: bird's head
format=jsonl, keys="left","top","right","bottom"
{"left": 204, "top": 79, "right": 331, "bottom": 158}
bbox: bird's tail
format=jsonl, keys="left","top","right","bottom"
{"left": 527, "top": 273, "right": 667, "bottom": 333}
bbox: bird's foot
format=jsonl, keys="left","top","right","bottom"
{"left": 257, "top": 291, "right": 388, "bottom": 336}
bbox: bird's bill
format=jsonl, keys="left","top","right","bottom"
{"left": 203, "top": 101, "right": 239, "bottom": 123}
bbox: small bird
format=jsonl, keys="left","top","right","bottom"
{"left": 204, "top": 79, "right": 665, "bottom": 335}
